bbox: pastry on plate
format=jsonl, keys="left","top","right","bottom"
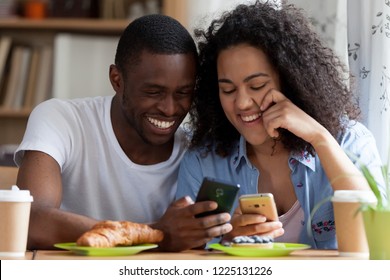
{"left": 76, "top": 220, "right": 164, "bottom": 247}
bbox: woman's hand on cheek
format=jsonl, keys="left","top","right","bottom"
{"left": 260, "top": 89, "right": 290, "bottom": 138}
{"left": 260, "top": 88, "right": 286, "bottom": 112}
{"left": 260, "top": 88, "right": 322, "bottom": 143}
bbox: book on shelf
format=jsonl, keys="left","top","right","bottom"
{"left": 2, "top": 45, "right": 32, "bottom": 110}
{"left": 50, "top": 0, "right": 100, "bottom": 18}
{"left": 23, "top": 47, "right": 41, "bottom": 109}
{"left": 100, "top": 0, "right": 136, "bottom": 19}
{"left": 33, "top": 44, "right": 53, "bottom": 107}
{"left": 12, "top": 46, "right": 32, "bottom": 109}
{"left": 0, "top": 36, "right": 12, "bottom": 101}
{"left": 0, "top": 43, "right": 53, "bottom": 111}
{"left": 100, "top": 0, "right": 115, "bottom": 19}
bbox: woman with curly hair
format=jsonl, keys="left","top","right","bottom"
{"left": 176, "top": 1, "right": 385, "bottom": 249}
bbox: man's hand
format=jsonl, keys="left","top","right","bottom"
{"left": 152, "top": 196, "right": 232, "bottom": 252}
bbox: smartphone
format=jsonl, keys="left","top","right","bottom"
{"left": 195, "top": 177, "right": 240, "bottom": 218}
{"left": 239, "top": 193, "right": 279, "bottom": 221}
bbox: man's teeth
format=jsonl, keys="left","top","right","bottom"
{"left": 241, "top": 113, "right": 261, "bottom": 122}
{"left": 147, "top": 117, "right": 175, "bottom": 129}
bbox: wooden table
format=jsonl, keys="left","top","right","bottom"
{"left": 0, "top": 251, "right": 34, "bottom": 260}
{"left": 32, "top": 249, "right": 366, "bottom": 260}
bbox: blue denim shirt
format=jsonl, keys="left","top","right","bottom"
{"left": 176, "top": 121, "right": 385, "bottom": 249}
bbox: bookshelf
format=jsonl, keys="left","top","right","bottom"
{"left": 0, "top": 19, "right": 130, "bottom": 145}
{"left": 0, "top": 0, "right": 187, "bottom": 146}
{"left": 0, "top": 18, "right": 130, "bottom": 34}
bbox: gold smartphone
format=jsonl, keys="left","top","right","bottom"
{"left": 239, "top": 193, "right": 279, "bottom": 221}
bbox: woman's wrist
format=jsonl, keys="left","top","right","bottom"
{"left": 311, "top": 129, "right": 337, "bottom": 151}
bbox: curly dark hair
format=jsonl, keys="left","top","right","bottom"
{"left": 189, "top": 0, "right": 360, "bottom": 157}
{"left": 115, "top": 14, "right": 198, "bottom": 72}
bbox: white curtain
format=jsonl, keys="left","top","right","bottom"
{"left": 347, "top": 0, "right": 390, "bottom": 164}
{"left": 289, "top": 0, "right": 348, "bottom": 66}
{"left": 289, "top": 0, "right": 390, "bottom": 164}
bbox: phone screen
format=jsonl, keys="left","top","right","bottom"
{"left": 195, "top": 177, "right": 240, "bottom": 218}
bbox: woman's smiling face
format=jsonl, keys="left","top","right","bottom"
{"left": 217, "top": 43, "right": 282, "bottom": 146}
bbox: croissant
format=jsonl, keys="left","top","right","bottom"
{"left": 76, "top": 220, "right": 164, "bottom": 247}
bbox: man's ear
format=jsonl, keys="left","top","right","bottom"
{"left": 109, "top": 64, "right": 122, "bottom": 92}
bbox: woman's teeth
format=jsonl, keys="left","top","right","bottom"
{"left": 241, "top": 113, "right": 261, "bottom": 122}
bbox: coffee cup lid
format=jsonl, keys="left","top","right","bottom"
{"left": 331, "top": 190, "right": 377, "bottom": 203}
{"left": 0, "top": 185, "right": 33, "bottom": 202}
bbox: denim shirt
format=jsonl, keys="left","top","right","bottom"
{"left": 176, "top": 121, "right": 385, "bottom": 249}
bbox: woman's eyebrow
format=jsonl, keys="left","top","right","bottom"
{"left": 243, "top": 73, "right": 269, "bottom": 83}
{"left": 218, "top": 73, "right": 269, "bottom": 84}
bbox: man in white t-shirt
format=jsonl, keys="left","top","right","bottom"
{"left": 14, "top": 15, "right": 232, "bottom": 252}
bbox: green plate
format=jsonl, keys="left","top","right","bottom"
{"left": 209, "top": 243, "right": 310, "bottom": 257}
{"left": 54, "top": 242, "right": 158, "bottom": 256}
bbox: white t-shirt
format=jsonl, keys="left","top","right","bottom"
{"left": 15, "top": 96, "right": 189, "bottom": 223}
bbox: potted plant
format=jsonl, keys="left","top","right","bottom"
{"left": 358, "top": 149, "right": 390, "bottom": 260}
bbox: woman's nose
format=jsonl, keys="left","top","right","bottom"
{"left": 235, "top": 89, "right": 255, "bottom": 110}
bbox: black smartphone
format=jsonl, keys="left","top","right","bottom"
{"left": 195, "top": 177, "right": 240, "bottom": 218}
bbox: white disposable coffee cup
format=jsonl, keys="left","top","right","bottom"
{"left": 331, "top": 190, "right": 377, "bottom": 258}
{"left": 0, "top": 185, "right": 33, "bottom": 258}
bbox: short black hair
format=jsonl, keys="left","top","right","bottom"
{"left": 115, "top": 14, "right": 198, "bottom": 72}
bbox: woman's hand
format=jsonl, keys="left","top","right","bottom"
{"left": 260, "top": 89, "right": 370, "bottom": 191}
{"left": 260, "top": 89, "right": 328, "bottom": 145}
{"left": 222, "top": 207, "right": 284, "bottom": 242}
